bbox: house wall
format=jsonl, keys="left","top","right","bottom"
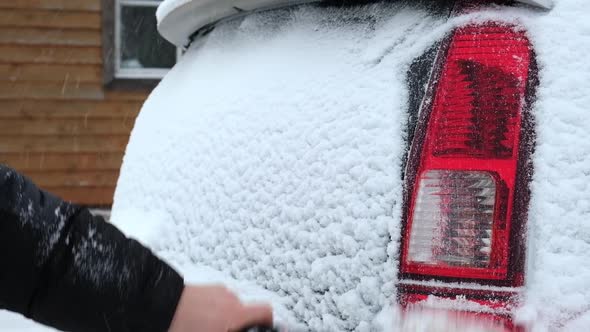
{"left": 0, "top": 0, "right": 148, "bottom": 205}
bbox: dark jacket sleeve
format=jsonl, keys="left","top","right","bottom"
{"left": 0, "top": 164, "right": 184, "bottom": 332}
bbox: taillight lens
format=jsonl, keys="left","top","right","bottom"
{"left": 408, "top": 170, "right": 496, "bottom": 268}
{"left": 401, "top": 24, "right": 532, "bottom": 281}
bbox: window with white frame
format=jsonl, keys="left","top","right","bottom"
{"left": 114, "top": 0, "right": 180, "bottom": 79}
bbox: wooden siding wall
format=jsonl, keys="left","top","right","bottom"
{"left": 0, "top": 0, "right": 148, "bottom": 205}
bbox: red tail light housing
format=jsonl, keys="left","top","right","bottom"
{"left": 398, "top": 22, "right": 537, "bottom": 330}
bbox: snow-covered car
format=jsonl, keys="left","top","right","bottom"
{"left": 111, "top": 0, "right": 590, "bottom": 331}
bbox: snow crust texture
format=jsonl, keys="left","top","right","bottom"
{"left": 114, "top": 3, "right": 446, "bottom": 331}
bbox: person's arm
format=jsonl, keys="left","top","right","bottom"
{"left": 0, "top": 164, "right": 183, "bottom": 331}
{"left": 0, "top": 164, "right": 274, "bottom": 332}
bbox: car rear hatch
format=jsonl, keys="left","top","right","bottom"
{"left": 112, "top": 0, "right": 590, "bottom": 331}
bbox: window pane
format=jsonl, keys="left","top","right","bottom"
{"left": 121, "top": 5, "right": 176, "bottom": 69}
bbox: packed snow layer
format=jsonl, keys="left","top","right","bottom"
{"left": 114, "top": 3, "right": 447, "bottom": 331}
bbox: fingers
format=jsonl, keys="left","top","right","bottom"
{"left": 168, "top": 285, "right": 274, "bottom": 332}
{"left": 230, "top": 304, "right": 274, "bottom": 331}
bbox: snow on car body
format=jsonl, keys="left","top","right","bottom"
{"left": 111, "top": 0, "right": 590, "bottom": 331}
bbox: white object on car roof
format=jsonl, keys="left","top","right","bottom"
{"left": 157, "top": 0, "right": 315, "bottom": 47}
{"left": 156, "top": 0, "right": 554, "bottom": 47}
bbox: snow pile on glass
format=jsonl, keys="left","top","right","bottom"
{"left": 113, "top": 3, "right": 445, "bottom": 330}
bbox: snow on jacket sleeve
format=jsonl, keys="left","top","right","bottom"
{"left": 0, "top": 164, "right": 184, "bottom": 332}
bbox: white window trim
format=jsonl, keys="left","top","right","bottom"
{"left": 114, "top": 0, "right": 181, "bottom": 79}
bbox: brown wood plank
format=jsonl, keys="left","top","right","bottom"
{"left": 0, "top": 64, "right": 102, "bottom": 83}
{"left": 0, "top": 9, "right": 100, "bottom": 29}
{"left": 0, "top": 152, "right": 125, "bottom": 171}
{"left": 42, "top": 186, "right": 116, "bottom": 205}
{"left": 105, "top": 90, "right": 154, "bottom": 101}
{"left": 0, "top": 0, "right": 100, "bottom": 12}
{"left": 0, "top": 100, "right": 142, "bottom": 119}
{"left": 0, "top": 45, "right": 102, "bottom": 65}
{"left": 0, "top": 82, "right": 104, "bottom": 100}
{"left": 0, "top": 82, "right": 152, "bottom": 100}
{"left": 0, "top": 28, "right": 100, "bottom": 46}
{"left": 0, "top": 119, "right": 134, "bottom": 135}
{"left": 0, "top": 135, "right": 130, "bottom": 153}
{"left": 24, "top": 170, "right": 119, "bottom": 187}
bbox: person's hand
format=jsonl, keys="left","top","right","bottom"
{"left": 168, "top": 285, "right": 273, "bottom": 332}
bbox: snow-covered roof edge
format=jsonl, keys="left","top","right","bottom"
{"left": 156, "top": 0, "right": 554, "bottom": 47}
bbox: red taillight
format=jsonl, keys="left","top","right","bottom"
{"left": 401, "top": 23, "right": 532, "bottom": 282}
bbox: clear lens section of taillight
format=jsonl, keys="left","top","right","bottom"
{"left": 408, "top": 170, "right": 495, "bottom": 268}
